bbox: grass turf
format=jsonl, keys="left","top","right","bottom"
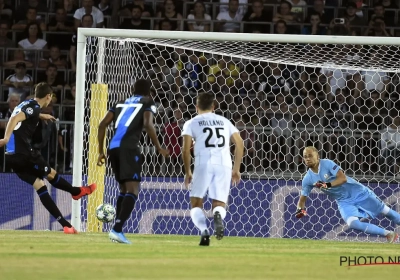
{"left": 0, "top": 231, "right": 399, "bottom": 280}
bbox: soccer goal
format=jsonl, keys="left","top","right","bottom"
{"left": 72, "top": 29, "right": 400, "bottom": 241}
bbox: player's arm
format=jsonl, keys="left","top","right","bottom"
{"left": 297, "top": 195, "right": 307, "bottom": 209}
{"left": 0, "top": 112, "right": 26, "bottom": 146}
{"left": 314, "top": 167, "right": 347, "bottom": 189}
{"left": 295, "top": 179, "right": 313, "bottom": 219}
{"left": 331, "top": 169, "right": 347, "bottom": 186}
{"left": 182, "top": 135, "right": 192, "bottom": 175}
{"left": 97, "top": 111, "right": 114, "bottom": 165}
{"left": 39, "top": 113, "right": 56, "bottom": 122}
{"left": 230, "top": 132, "right": 244, "bottom": 173}
{"left": 143, "top": 111, "right": 168, "bottom": 156}
{"left": 316, "top": 169, "right": 347, "bottom": 189}
{"left": 295, "top": 195, "right": 308, "bottom": 219}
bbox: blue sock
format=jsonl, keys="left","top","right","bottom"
{"left": 385, "top": 209, "right": 400, "bottom": 225}
{"left": 349, "top": 219, "right": 386, "bottom": 236}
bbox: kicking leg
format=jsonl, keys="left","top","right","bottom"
{"left": 346, "top": 217, "right": 398, "bottom": 243}
{"left": 109, "top": 181, "right": 139, "bottom": 244}
{"left": 190, "top": 197, "right": 209, "bottom": 246}
{"left": 212, "top": 200, "right": 226, "bottom": 241}
{"left": 31, "top": 177, "right": 77, "bottom": 234}
{"left": 47, "top": 169, "right": 96, "bottom": 200}
{"left": 8, "top": 155, "right": 77, "bottom": 233}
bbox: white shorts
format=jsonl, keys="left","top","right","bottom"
{"left": 190, "top": 164, "right": 231, "bottom": 203}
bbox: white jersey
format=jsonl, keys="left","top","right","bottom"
{"left": 182, "top": 112, "right": 238, "bottom": 168}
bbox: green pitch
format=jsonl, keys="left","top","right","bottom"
{"left": 0, "top": 231, "right": 398, "bottom": 280}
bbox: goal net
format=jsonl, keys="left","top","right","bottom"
{"left": 73, "top": 30, "right": 400, "bottom": 242}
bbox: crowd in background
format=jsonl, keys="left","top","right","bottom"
{"left": 0, "top": 0, "right": 399, "bottom": 178}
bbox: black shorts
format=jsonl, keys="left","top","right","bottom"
{"left": 108, "top": 147, "right": 142, "bottom": 183}
{"left": 6, "top": 152, "right": 52, "bottom": 185}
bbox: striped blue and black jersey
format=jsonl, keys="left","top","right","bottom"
{"left": 109, "top": 95, "right": 156, "bottom": 150}
{"left": 6, "top": 99, "right": 41, "bottom": 155}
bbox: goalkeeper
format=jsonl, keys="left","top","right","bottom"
{"left": 296, "top": 146, "right": 400, "bottom": 243}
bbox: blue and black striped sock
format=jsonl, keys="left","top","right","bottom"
{"left": 116, "top": 193, "right": 126, "bottom": 218}
{"left": 48, "top": 173, "right": 81, "bottom": 196}
{"left": 37, "top": 186, "right": 71, "bottom": 228}
{"left": 113, "top": 193, "right": 137, "bottom": 233}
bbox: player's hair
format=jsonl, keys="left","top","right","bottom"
{"left": 304, "top": 146, "right": 319, "bottom": 154}
{"left": 35, "top": 82, "right": 53, "bottom": 99}
{"left": 197, "top": 92, "right": 215, "bottom": 111}
{"left": 133, "top": 79, "right": 151, "bottom": 96}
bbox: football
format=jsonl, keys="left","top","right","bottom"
{"left": 96, "top": 203, "right": 116, "bottom": 223}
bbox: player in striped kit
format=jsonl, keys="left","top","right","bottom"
{"left": 97, "top": 79, "right": 169, "bottom": 244}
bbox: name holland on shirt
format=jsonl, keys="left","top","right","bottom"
{"left": 198, "top": 120, "right": 224, "bottom": 126}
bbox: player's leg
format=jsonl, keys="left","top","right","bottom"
{"left": 28, "top": 150, "right": 96, "bottom": 199}
{"left": 108, "top": 149, "right": 141, "bottom": 244}
{"left": 109, "top": 181, "right": 139, "bottom": 244}
{"left": 116, "top": 184, "right": 126, "bottom": 218}
{"left": 381, "top": 205, "right": 400, "bottom": 225}
{"left": 211, "top": 200, "right": 226, "bottom": 241}
{"left": 113, "top": 181, "right": 139, "bottom": 233}
{"left": 190, "top": 197, "right": 209, "bottom": 246}
{"left": 30, "top": 177, "right": 78, "bottom": 233}
{"left": 358, "top": 193, "right": 400, "bottom": 242}
{"left": 209, "top": 165, "right": 231, "bottom": 241}
{"left": 46, "top": 167, "right": 96, "bottom": 200}
{"left": 190, "top": 165, "right": 211, "bottom": 246}
{"left": 6, "top": 154, "right": 77, "bottom": 233}
{"left": 108, "top": 148, "right": 126, "bottom": 218}
{"left": 339, "top": 199, "right": 397, "bottom": 243}
{"left": 381, "top": 205, "right": 400, "bottom": 243}
{"left": 357, "top": 193, "right": 399, "bottom": 242}
{"left": 16, "top": 170, "right": 77, "bottom": 233}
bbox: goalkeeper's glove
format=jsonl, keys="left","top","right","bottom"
{"left": 295, "top": 208, "right": 307, "bottom": 219}
{"left": 314, "top": 181, "right": 332, "bottom": 189}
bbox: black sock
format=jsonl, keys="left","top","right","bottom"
{"left": 113, "top": 193, "right": 137, "bottom": 233}
{"left": 116, "top": 193, "right": 126, "bottom": 218}
{"left": 37, "top": 186, "right": 72, "bottom": 228}
{"left": 48, "top": 173, "right": 81, "bottom": 196}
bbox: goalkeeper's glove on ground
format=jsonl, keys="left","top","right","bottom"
{"left": 314, "top": 181, "right": 332, "bottom": 189}
{"left": 295, "top": 208, "right": 307, "bottom": 219}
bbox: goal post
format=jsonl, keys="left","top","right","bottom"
{"left": 72, "top": 28, "right": 400, "bottom": 241}
{"left": 86, "top": 83, "right": 108, "bottom": 232}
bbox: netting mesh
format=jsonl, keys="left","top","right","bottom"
{"left": 80, "top": 35, "right": 400, "bottom": 241}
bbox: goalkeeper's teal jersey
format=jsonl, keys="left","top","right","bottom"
{"left": 301, "top": 159, "right": 371, "bottom": 203}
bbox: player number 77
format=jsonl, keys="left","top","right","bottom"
{"left": 115, "top": 103, "right": 143, "bottom": 129}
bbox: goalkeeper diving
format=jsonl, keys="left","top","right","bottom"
{"left": 296, "top": 146, "right": 400, "bottom": 243}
